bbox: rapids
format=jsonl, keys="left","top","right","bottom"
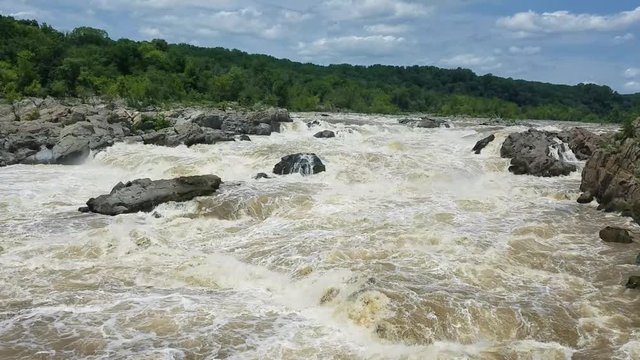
{"left": 0, "top": 114, "right": 639, "bottom": 359}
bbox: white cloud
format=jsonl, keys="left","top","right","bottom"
{"left": 140, "top": 26, "right": 164, "bottom": 38}
{"left": 625, "top": 81, "right": 640, "bottom": 91}
{"left": 364, "top": 24, "right": 411, "bottom": 34}
{"left": 90, "top": 0, "right": 235, "bottom": 10}
{"left": 614, "top": 33, "right": 635, "bottom": 43}
{"left": 440, "top": 53, "right": 502, "bottom": 71}
{"left": 625, "top": 68, "right": 640, "bottom": 78}
{"left": 497, "top": 7, "right": 640, "bottom": 34}
{"left": 508, "top": 46, "right": 541, "bottom": 55}
{"left": 322, "top": 0, "right": 433, "bottom": 20}
{"left": 281, "top": 10, "right": 313, "bottom": 23}
{"left": 297, "top": 35, "right": 406, "bottom": 56}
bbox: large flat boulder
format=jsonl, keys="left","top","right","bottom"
{"left": 83, "top": 175, "right": 222, "bottom": 216}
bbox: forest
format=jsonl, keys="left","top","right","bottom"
{"left": 1, "top": 15, "right": 639, "bottom": 122}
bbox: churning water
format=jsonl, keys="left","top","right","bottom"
{"left": 0, "top": 114, "right": 638, "bottom": 359}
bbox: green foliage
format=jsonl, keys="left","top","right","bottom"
{"left": 0, "top": 15, "right": 639, "bottom": 120}
{"left": 133, "top": 114, "right": 171, "bottom": 132}
{"left": 25, "top": 108, "right": 40, "bottom": 121}
{"left": 617, "top": 117, "right": 637, "bottom": 141}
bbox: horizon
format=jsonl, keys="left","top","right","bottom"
{"left": 1, "top": 1, "right": 639, "bottom": 94}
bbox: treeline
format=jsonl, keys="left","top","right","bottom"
{"left": 1, "top": 15, "right": 639, "bottom": 122}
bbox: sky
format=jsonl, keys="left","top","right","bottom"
{"left": 2, "top": 0, "right": 639, "bottom": 93}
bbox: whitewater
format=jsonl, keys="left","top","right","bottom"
{"left": 1, "top": 113, "right": 639, "bottom": 359}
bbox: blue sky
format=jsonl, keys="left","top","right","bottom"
{"left": 2, "top": 0, "right": 639, "bottom": 93}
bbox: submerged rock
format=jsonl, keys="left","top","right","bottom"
{"left": 307, "top": 120, "right": 321, "bottom": 128}
{"left": 314, "top": 130, "right": 335, "bottom": 138}
{"left": 501, "top": 129, "right": 577, "bottom": 177}
{"left": 626, "top": 276, "right": 640, "bottom": 289}
{"left": 254, "top": 172, "right": 271, "bottom": 180}
{"left": 599, "top": 226, "right": 634, "bottom": 244}
{"left": 273, "top": 153, "right": 326, "bottom": 176}
{"left": 577, "top": 191, "right": 594, "bottom": 204}
{"left": 84, "top": 175, "right": 222, "bottom": 216}
{"left": 239, "top": 134, "right": 251, "bottom": 141}
{"left": 472, "top": 134, "right": 495, "bottom": 154}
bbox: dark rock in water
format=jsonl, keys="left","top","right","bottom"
{"left": 472, "top": 134, "right": 495, "bottom": 154}
{"left": 51, "top": 135, "right": 90, "bottom": 165}
{"left": 239, "top": 135, "right": 251, "bottom": 141}
{"left": 143, "top": 123, "right": 233, "bottom": 147}
{"left": 192, "top": 111, "right": 225, "bottom": 130}
{"left": 626, "top": 276, "right": 640, "bottom": 289}
{"left": 400, "top": 117, "right": 449, "bottom": 129}
{"left": 320, "top": 114, "right": 330, "bottom": 117}
{"left": 599, "top": 226, "right": 634, "bottom": 243}
{"left": 254, "top": 172, "right": 271, "bottom": 180}
{"left": 307, "top": 120, "right": 321, "bottom": 128}
{"left": 78, "top": 206, "right": 90, "bottom": 213}
{"left": 636, "top": 253, "right": 640, "bottom": 265}
{"left": 314, "top": 130, "right": 335, "bottom": 138}
{"left": 501, "top": 129, "right": 577, "bottom": 177}
{"left": 577, "top": 191, "right": 594, "bottom": 204}
{"left": 557, "top": 127, "right": 604, "bottom": 161}
{"left": 84, "top": 175, "right": 222, "bottom": 216}
{"left": 273, "top": 153, "right": 326, "bottom": 176}
{"left": 152, "top": 211, "right": 162, "bottom": 219}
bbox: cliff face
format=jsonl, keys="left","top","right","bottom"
{"left": 580, "top": 121, "right": 640, "bottom": 222}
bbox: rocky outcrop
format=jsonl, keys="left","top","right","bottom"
{"left": 599, "top": 226, "right": 634, "bottom": 243}
{"left": 578, "top": 121, "right": 640, "bottom": 221}
{"left": 472, "top": 134, "right": 495, "bottom": 154}
{"left": 400, "top": 117, "right": 450, "bottom": 129}
{"left": 273, "top": 153, "right": 326, "bottom": 176}
{"left": 83, "top": 175, "right": 222, "bottom": 216}
{"left": 0, "top": 98, "right": 294, "bottom": 167}
{"left": 314, "top": 130, "right": 335, "bottom": 138}
{"left": 557, "top": 127, "right": 606, "bottom": 161}
{"left": 500, "top": 129, "right": 577, "bottom": 177}
{"left": 626, "top": 276, "right": 640, "bottom": 289}
{"left": 307, "top": 120, "right": 321, "bottom": 128}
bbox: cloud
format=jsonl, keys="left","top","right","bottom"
{"left": 90, "top": 0, "right": 235, "bottom": 10}
{"left": 281, "top": 10, "right": 313, "bottom": 23}
{"left": 614, "top": 33, "right": 635, "bottom": 43}
{"left": 508, "top": 46, "right": 541, "bottom": 55}
{"left": 297, "top": 35, "right": 406, "bottom": 57}
{"left": 440, "top": 53, "right": 502, "bottom": 71}
{"left": 364, "top": 24, "right": 411, "bottom": 34}
{"left": 625, "top": 81, "right": 640, "bottom": 91}
{"left": 322, "top": 0, "right": 433, "bottom": 20}
{"left": 625, "top": 68, "right": 640, "bottom": 78}
{"left": 497, "top": 7, "right": 640, "bottom": 34}
{"left": 140, "top": 26, "right": 164, "bottom": 38}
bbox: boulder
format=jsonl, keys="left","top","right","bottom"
{"left": 472, "top": 134, "right": 495, "bottom": 154}
{"left": 626, "top": 276, "right": 640, "bottom": 289}
{"left": 314, "top": 130, "right": 336, "bottom": 138}
{"left": 501, "top": 129, "right": 577, "bottom": 177}
{"left": 599, "top": 226, "right": 634, "bottom": 244}
{"left": 51, "top": 136, "right": 91, "bottom": 165}
{"left": 239, "top": 135, "right": 251, "bottom": 141}
{"left": 193, "top": 111, "right": 225, "bottom": 129}
{"left": 84, "top": 175, "right": 222, "bottom": 216}
{"left": 273, "top": 153, "right": 326, "bottom": 176}
{"left": 579, "top": 119, "right": 640, "bottom": 222}
{"left": 254, "top": 172, "right": 271, "bottom": 180}
{"left": 636, "top": 253, "right": 640, "bottom": 265}
{"left": 307, "top": 120, "right": 321, "bottom": 128}
{"left": 557, "top": 127, "right": 604, "bottom": 161}
{"left": 142, "top": 123, "right": 233, "bottom": 147}
{"left": 577, "top": 191, "right": 594, "bottom": 204}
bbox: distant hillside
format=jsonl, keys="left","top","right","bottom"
{"left": 1, "top": 15, "right": 638, "bottom": 122}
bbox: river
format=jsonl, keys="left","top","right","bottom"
{"left": 0, "top": 114, "right": 638, "bottom": 359}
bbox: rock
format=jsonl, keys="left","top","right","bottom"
{"left": 599, "top": 226, "right": 634, "bottom": 243}
{"left": 307, "top": 120, "right": 321, "bottom": 128}
{"left": 577, "top": 191, "right": 594, "bottom": 204}
{"left": 193, "top": 111, "right": 225, "bottom": 129}
{"left": 273, "top": 153, "right": 326, "bottom": 176}
{"left": 501, "top": 129, "right": 577, "bottom": 177}
{"left": 314, "top": 130, "right": 335, "bottom": 138}
{"left": 254, "top": 172, "right": 271, "bottom": 180}
{"left": 320, "top": 114, "right": 330, "bottom": 117}
{"left": 636, "top": 253, "right": 640, "bottom": 265}
{"left": 78, "top": 206, "right": 90, "bottom": 213}
{"left": 84, "top": 175, "right": 222, "bottom": 216}
{"left": 557, "top": 127, "right": 604, "bottom": 161}
{"left": 579, "top": 121, "right": 640, "bottom": 223}
{"left": 51, "top": 136, "right": 91, "bottom": 165}
{"left": 143, "top": 123, "right": 233, "bottom": 147}
{"left": 472, "top": 134, "right": 495, "bottom": 154}
{"left": 625, "top": 276, "right": 640, "bottom": 289}
{"left": 418, "top": 117, "right": 448, "bottom": 128}
{"left": 239, "top": 135, "right": 251, "bottom": 141}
